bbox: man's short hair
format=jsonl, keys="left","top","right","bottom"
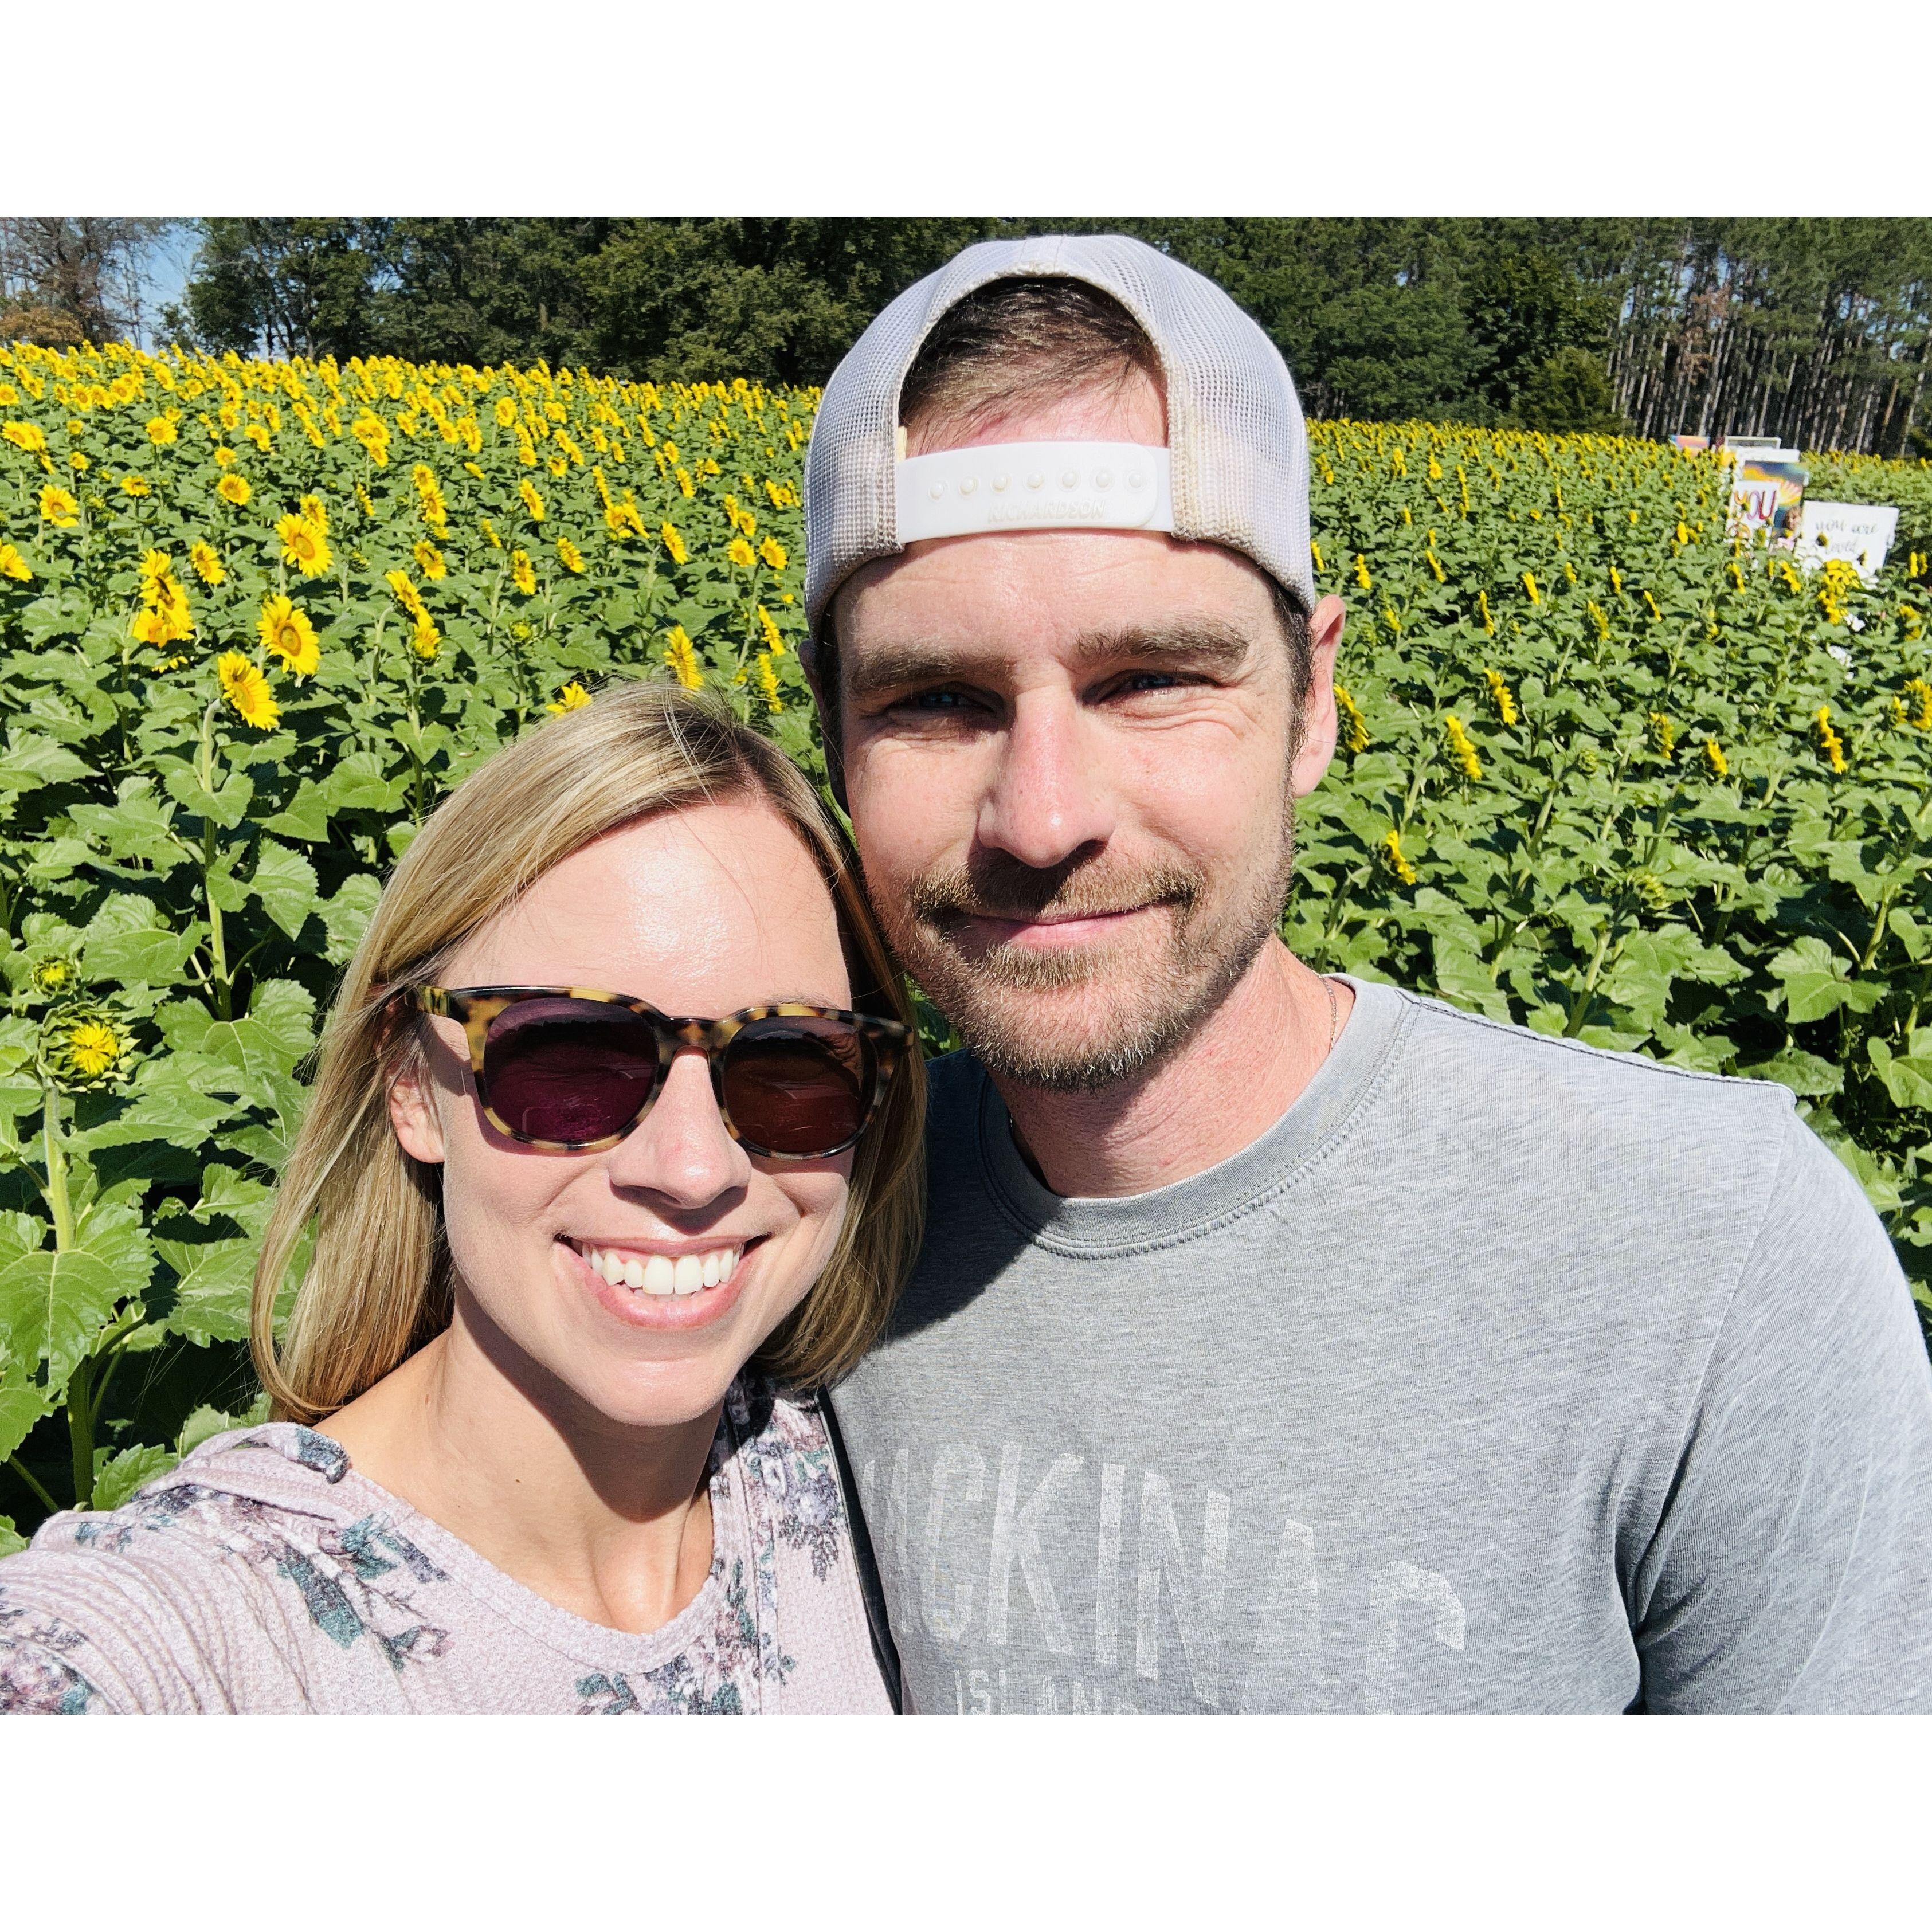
{"left": 818, "top": 275, "right": 1311, "bottom": 756}
{"left": 899, "top": 276, "right": 1166, "bottom": 448}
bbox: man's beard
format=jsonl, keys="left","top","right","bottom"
{"left": 877, "top": 804, "right": 1298, "bottom": 1094}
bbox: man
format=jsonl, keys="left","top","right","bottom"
{"left": 804, "top": 235, "right": 1932, "bottom": 1713}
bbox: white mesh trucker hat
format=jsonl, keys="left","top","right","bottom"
{"left": 802, "top": 232, "right": 1315, "bottom": 667}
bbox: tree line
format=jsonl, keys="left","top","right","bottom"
{"left": 6, "top": 218, "right": 1930, "bottom": 454}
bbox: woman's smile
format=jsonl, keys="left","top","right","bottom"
{"left": 556, "top": 1232, "right": 766, "bottom": 1331}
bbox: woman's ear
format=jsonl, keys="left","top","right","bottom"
{"left": 387, "top": 1047, "right": 448, "bottom": 1165}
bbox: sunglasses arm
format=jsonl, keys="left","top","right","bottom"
{"left": 385, "top": 985, "right": 456, "bottom": 1020}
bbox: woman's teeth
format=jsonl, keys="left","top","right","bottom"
{"left": 577, "top": 1244, "right": 742, "bottom": 1296}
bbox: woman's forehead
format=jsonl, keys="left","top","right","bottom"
{"left": 450, "top": 800, "right": 849, "bottom": 1006}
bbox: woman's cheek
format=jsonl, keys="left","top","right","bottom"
{"left": 760, "top": 1170, "right": 852, "bottom": 1324}
{"left": 439, "top": 1130, "right": 569, "bottom": 1307}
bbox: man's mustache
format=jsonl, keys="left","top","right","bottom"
{"left": 904, "top": 853, "right": 1206, "bottom": 932}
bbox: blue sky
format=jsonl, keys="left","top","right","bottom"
{"left": 134, "top": 222, "right": 198, "bottom": 346}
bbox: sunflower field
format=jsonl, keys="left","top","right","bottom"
{"left": 2, "top": 335, "right": 1931, "bottom": 1552}
{"left": 0, "top": 340, "right": 816, "bottom": 1549}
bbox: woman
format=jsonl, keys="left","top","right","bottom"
{"left": 0, "top": 684, "right": 923, "bottom": 1713}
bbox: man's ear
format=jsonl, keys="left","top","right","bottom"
{"left": 387, "top": 1044, "right": 448, "bottom": 1166}
{"left": 1291, "top": 594, "right": 1347, "bottom": 799}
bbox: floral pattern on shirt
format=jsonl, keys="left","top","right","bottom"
{"left": 736, "top": 1383, "right": 849, "bottom": 1584}
{"left": 0, "top": 1592, "right": 108, "bottom": 1712}
{"left": 68, "top": 1433, "right": 455, "bottom": 1676}
{"left": 0, "top": 1378, "right": 871, "bottom": 1714}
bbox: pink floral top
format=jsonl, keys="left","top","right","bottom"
{"left": 0, "top": 1379, "right": 889, "bottom": 1714}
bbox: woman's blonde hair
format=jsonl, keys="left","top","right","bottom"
{"left": 250, "top": 681, "right": 925, "bottom": 1423}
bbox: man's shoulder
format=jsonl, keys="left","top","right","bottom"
{"left": 1352, "top": 979, "right": 1878, "bottom": 1285}
{"left": 917, "top": 987, "right": 1814, "bottom": 1213}
{"left": 1366, "top": 977, "right": 1798, "bottom": 1151}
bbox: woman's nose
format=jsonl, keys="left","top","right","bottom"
{"left": 602, "top": 1048, "right": 752, "bottom": 1208}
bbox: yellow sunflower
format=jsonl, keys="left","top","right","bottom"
{"left": 519, "top": 479, "right": 546, "bottom": 524}
{"left": 45, "top": 1009, "right": 135, "bottom": 1088}
{"left": 510, "top": 550, "right": 537, "bottom": 597}
{"left": 556, "top": 536, "right": 585, "bottom": 574}
{"left": 213, "top": 445, "right": 237, "bottom": 468}
{"left": 217, "top": 473, "right": 250, "bottom": 507}
{"left": 665, "top": 625, "right": 703, "bottom": 690}
{"left": 759, "top": 536, "right": 787, "bottom": 571}
{"left": 146, "top": 416, "right": 178, "bottom": 446}
{"left": 412, "top": 539, "right": 446, "bottom": 581}
{"left": 189, "top": 542, "right": 225, "bottom": 587}
{"left": 120, "top": 474, "right": 151, "bottom": 498}
{"left": 727, "top": 537, "right": 756, "bottom": 571}
{"left": 546, "top": 681, "right": 592, "bottom": 714}
{"left": 275, "top": 513, "right": 331, "bottom": 578}
{"left": 257, "top": 595, "right": 320, "bottom": 678}
{"left": 131, "top": 557, "right": 189, "bottom": 648}
{"left": 39, "top": 485, "right": 79, "bottom": 527}
{"left": 0, "top": 543, "right": 33, "bottom": 583}
{"left": 66, "top": 1021, "right": 123, "bottom": 1077}
{"left": 299, "top": 493, "right": 328, "bottom": 534}
{"left": 218, "top": 652, "right": 280, "bottom": 730}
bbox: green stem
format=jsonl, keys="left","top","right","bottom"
{"left": 87, "top": 1342, "right": 127, "bottom": 1432}
{"left": 7, "top": 1452, "right": 58, "bottom": 1515}
{"left": 1859, "top": 885, "right": 1899, "bottom": 976}
{"left": 1317, "top": 861, "right": 1373, "bottom": 963}
{"left": 1564, "top": 923, "right": 1618, "bottom": 1038}
{"left": 203, "top": 818, "right": 231, "bottom": 1022}
{"left": 67, "top": 1357, "right": 93, "bottom": 1511}
{"left": 197, "top": 702, "right": 232, "bottom": 1021}
{"left": 37, "top": 1083, "right": 94, "bottom": 1509}
{"left": 41, "top": 1082, "right": 74, "bottom": 1253}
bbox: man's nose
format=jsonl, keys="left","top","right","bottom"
{"left": 602, "top": 1049, "right": 752, "bottom": 1209}
{"left": 976, "top": 691, "right": 1116, "bottom": 870}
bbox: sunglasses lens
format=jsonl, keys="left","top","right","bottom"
{"left": 483, "top": 998, "right": 659, "bottom": 1144}
{"left": 722, "top": 1017, "right": 876, "bottom": 1157}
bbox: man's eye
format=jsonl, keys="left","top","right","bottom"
{"left": 903, "top": 688, "right": 975, "bottom": 711}
{"left": 1118, "top": 671, "right": 1185, "bottom": 693}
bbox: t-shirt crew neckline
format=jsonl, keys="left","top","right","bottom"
{"left": 973, "top": 973, "right": 1410, "bottom": 1257}
{"left": 276, "top": 1415, "right": 747, "bottom": 1671}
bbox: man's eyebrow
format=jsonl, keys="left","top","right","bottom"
{"left": 1069, "top": 621, "right": 1256, "bottom": 673}
{"left": 842, "top": 641, "right": 1016, "bottom": 703}
{"left": 840, "top": 620, "right": 1256, "bottom": 704}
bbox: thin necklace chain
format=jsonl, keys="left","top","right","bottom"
{"left": 1321, "top": 973, "right": 1339, "bottom": 1056}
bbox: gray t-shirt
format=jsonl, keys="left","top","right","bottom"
{"left": 832, "top": 977, "right": 1932, "bottom": 1714}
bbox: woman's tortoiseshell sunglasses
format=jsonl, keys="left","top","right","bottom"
{"left": 389, "top": 985, "right": 909, "bottom": 1159}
